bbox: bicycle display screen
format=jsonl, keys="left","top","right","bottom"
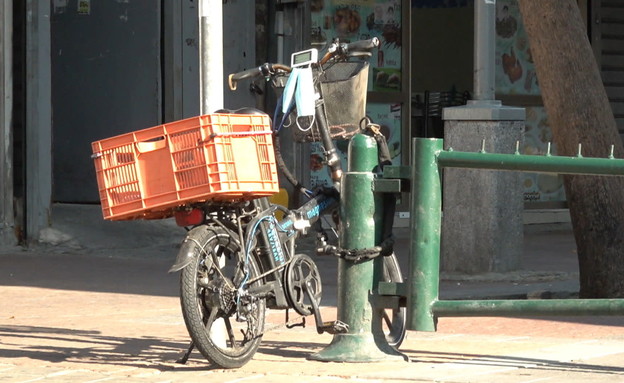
{"left": 291, "top": 48, "right": 318, "bottom": 68}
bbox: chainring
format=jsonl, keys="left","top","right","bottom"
{"left": 284, "top": 254, "right": 322, "bottom": 316}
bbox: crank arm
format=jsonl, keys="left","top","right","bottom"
{"left": 304, "top": 280, "right": 349, "bottom": 335}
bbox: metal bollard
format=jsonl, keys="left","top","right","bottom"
{"left": 309, "top": 133, "right": 404, "bottom": 362}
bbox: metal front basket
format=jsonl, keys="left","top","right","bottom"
{"left": 275, "top": 61, "right": 369, "bottom": 142}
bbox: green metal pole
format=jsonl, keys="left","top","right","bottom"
{"left": 438, "top": 150, "right": 624, "bottom": 176}
{"left": 310, "top": 134, "right": 404, "bottom": 362}
{"left": 433, "top": 299, "right": 624, "bottom": 316}
{"left": 407, "top": 138, "right": 443, "bottom": 332}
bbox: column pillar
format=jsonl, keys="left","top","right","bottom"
{"left": 441, "top": 0, "right": 525, "bottom": 273}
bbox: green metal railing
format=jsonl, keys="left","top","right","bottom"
{"left": 312, "top": 135, "right": 624, "bottom": 362}
{"left": 406, "top": 138, "right": 624, "bottom": 332}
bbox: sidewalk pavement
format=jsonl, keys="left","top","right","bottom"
{"left": 1, "top": 204, "right": 624, "bottom": 382}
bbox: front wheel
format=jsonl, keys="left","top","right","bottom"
{"left": 179, "top": 224, "right": 265, "bottom": 368}
{"left": 381, "top": 253, "right": 407, "bottom": 348}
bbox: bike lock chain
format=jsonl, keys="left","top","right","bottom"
{"left": 312, "top": 118, "right": 397, "bottom": 263}
{"left": 316, "top": 234, "right": 395, "bottom": 263}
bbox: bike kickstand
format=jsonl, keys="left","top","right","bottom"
{"left": 176, "top": 340, "right": 195, "bottom": 364}
{"left": 305, "top": 280, "right": 349, "bottom": 335}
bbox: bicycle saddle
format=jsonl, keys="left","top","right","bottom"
{"left": 214, "top": 107, "right": 267, "bottom": 116}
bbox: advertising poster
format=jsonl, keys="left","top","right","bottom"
{"left": 494, "top": 0, "right": 564, "bottom": 202}
{"left": 311, "top": 0, "right": 403, "bottom": 92}
{"left": 495, "top": 0, "right": 539, "bottom": 96}
{"left": 309, "top": 0, "right": 404, "bottom": 188}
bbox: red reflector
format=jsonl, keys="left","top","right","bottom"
{"left": 174, "top": 209, "right": 204, "bottom": 227}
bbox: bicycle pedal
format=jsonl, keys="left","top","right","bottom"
{"left": 318, "top": 320, "right": 349, "bottom": 335}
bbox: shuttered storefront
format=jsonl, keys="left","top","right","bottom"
{"left": 592, "top": 0, "right": 624, "bottom": 139}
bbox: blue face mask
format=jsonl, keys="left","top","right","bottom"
{"left": 295, "top": 66, "right": 315, "bottom": 118}
{"left": 281, "top": 67, "right": 317, "bottom": 131}
{"left": 282, "top": 68, "right": 299, "bottom": 115}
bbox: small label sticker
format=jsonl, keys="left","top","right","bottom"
{"left": 78, "top": 0, "right": 91, "bottom": 15}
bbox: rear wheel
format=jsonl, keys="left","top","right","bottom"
{"left": 179, "top": 224, "right": 265, "bottom": 368}
{"left": 381, "top": 254, "right": 406, "bottom": 348}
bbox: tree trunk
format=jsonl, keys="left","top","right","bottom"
{"left": 518, "top": 0, "right": 624, "bottom": 297}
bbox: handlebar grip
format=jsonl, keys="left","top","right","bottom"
{"left": 228, "top": 67, "right": 262, "bottom": 91}
{"left": 346, "top": 37, "right": 380, "bottom": 53}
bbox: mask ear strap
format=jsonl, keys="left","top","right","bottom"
{"left": 296, "top": 114, "right": 316, "bottom": 132}
{"left": 281, "top": 102, "right": 296, "bottom": 129}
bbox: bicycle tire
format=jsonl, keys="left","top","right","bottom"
{"left": 382, "top": 253, "right": 407, "bottom": 348}
{"left": 179, "top": 224, "right": 265, "bottom": 368}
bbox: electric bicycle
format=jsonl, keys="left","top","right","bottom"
{"left": 169, "top": 37, "right": 406, "bottom": 368}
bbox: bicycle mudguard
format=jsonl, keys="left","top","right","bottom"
{"left": 169, "top": 239, "right": 198, "bottom": 273}
{"left": 168, "top": 225, "right": 212, "bottom": 273}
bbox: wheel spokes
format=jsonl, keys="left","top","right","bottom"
{"left": 382, "top": 310, "right": 392, "bottom": 328}
{"left": 223, "top": 316, "right": 237, "bottom": 348}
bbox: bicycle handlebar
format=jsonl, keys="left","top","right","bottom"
{"left": 346, "top": 37, "right": 380, "bottom": 53}
{"left": 228, "top": 67, "right": 261, "bottom": 90}
{"left": 227, "top": 38, "right": 379, "bottom": 90}
{"left": 228, "top": 63, "right": 291, "bottom": 91}
{"left": 226, "top": 38, "right": 378, "bottom": 194}
{"left": 320, "top": 37, "right": 379, "bottom": 64}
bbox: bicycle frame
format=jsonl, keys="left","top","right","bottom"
{"left": 246, "top": 188, "right": 339, "bottom": 310}
{"left": 242, "top": 67, "right": 345, "bottom": 304}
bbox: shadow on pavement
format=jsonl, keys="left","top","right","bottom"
{"left": 403, "top": 348, "right": 624, "bottom": 376}
{"left": 0, "top": 253, "right": 178, "bottom": 297}
{"left": 0, "top": 324, "right": 192, "bottom": 371}
{"left": 258, "top": 340, "right": 327, "bottom": 359}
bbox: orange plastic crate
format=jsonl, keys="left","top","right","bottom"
{"left": 91, "top": 114, "right": 279, "bottom": 220}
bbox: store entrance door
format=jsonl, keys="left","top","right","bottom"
{"left": 51, "top": 1, "right": 162, "bottom": 202}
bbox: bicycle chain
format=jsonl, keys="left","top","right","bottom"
{"left": 317, "top": 234, "right": 395, "bottom": 263}
{"left": 259, "top": 310, "right": 308, "bottom": 335}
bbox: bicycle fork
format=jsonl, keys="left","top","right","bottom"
{"left": 314, "top": 99, "right": 343, "bottom": 190}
